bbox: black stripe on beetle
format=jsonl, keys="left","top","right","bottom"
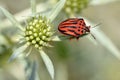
{"left": 68, "top": 30, "right": 80, "bottom": 36}
{"left": 60, "top": 26, "right": 77, "bottom": 28}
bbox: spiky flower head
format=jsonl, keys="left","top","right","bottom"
{"left": 63, "top": 0, "right": 89, "bottom": 16}
{"left": 25, "top": 15, "right": 53, "bottom": 49}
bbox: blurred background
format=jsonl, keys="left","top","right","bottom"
{"left": 0, "top": 0, "right": 120, "bottom": 80}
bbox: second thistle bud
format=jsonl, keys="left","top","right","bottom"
{"left": 64, "top": 0, "right": 89, "bottom": 16}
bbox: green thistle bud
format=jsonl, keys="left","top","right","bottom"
{"left": 63, "top": 0, "right": 89, "bottom": 16}
{"left": 25, "top": 15, "right": 53, "bottom": 49}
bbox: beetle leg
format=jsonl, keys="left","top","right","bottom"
{"left": 69, "top": 36, "right": 75, "bottom": 40}
{"left": 76, "top": 37, "right": 80, "bottom": 40}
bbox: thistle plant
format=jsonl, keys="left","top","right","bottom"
{"left": 0, "top": 0, "right": 66, "bottom": 79}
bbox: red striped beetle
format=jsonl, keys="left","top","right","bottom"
{"left": 58, "top": 18, "right": 95, "bottom": 39}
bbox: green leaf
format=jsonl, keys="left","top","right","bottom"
{"left": 8, "top": 43, "right": 28, "bottom": 62}
{"left": 0, "top": 7, "right": 24, "bottom": 31}
{"left": 52, "top": 36, "right": 61, "bottom": 41}
{"left": 40, "top": 50, "right": 54, "bottom": 80}
{"left": 47, "top": 0, "right": 66, "bottom": 22}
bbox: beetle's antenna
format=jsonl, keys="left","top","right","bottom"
{"left": 90, "top": 23, "right": 101, "bottom": 39}
{"left": 92, "top": 23, "right": 101, "bottom": 28}
{"left": 90, "top": 33, "right": 96, "bottom": 39}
